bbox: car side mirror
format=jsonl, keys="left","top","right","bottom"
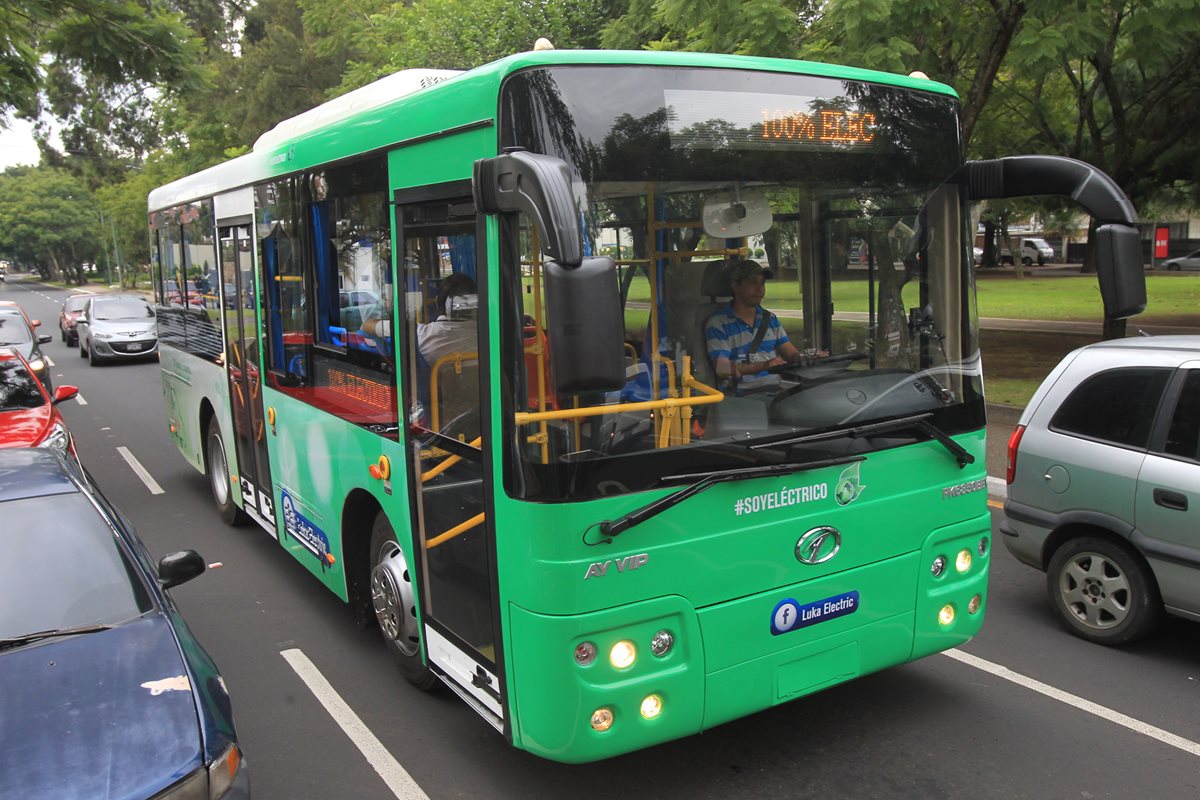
{"left": 31, "top": 318, "right": 41, "bottom": 328}
{"left": 77, "top": 314, "right": 87, "bottom": 324}
{"left": 38, "top": 334, "right": 52, "bottom": 344}
{"left": 53, "top": 385, "right": 79, "bottom": 404}
{"left": 158, "top": 549, "right": 207, "bottom": 589}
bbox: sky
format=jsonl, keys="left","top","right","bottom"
{"left": 0, "top": 116, "right": 45, "bottom": 170}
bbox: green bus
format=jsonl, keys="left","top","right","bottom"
{"left": 148, "top": 48, "right": 1145, "bottom": 763}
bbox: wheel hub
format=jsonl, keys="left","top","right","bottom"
{"left": 371, "top": 544, "right": 418, "bottom": 656}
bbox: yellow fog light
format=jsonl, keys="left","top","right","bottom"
{"left": 591, "top": 708, "right": 614, "bottom": 731}
{"left": 955, "top": 549, "right": 972, "bottom": 573}
{"left": 968, "top": 594, "right": 982, "bottom": 614}
{"left": 938, "top": 604, "right": 956, "bottom": 626}
{"left": 609, "top": 640, "right": 636, "bottom": 670}
{"left": 640, "top": 694, "right": 663, "bottom": 720}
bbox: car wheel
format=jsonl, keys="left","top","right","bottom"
{"left": 369, "top": 512, "right": 437, "bottom": 690}
{"left": 87, "top": 343, "right": 100, "bottom": 366}
{"left": 206, "top": 417, "right": 248, "bottom": 526}
{"left": 1022, "top": 256, "right": 1033, "bottom": 266}
{"left": 1046, "top": 536, "right": 1161, "bottom": 645}
{"left": 79, "top": 337, "right": 87, "bottom": 357}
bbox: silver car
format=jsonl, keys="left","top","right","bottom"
{"left": 77, "top": 295, "right": 159, "bottom": 366}
{"left": 1162, "top": 248, "right": 1200, "bottom": 271}
{"left": 1002, "top": 336, "right": 1200, "bottom": 644}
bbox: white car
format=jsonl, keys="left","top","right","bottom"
{"left": 1162, "top": 248, "right": 1200, "bottom": 271}
{"left": 77, "top": 295, "right": 159, "bottom": 366}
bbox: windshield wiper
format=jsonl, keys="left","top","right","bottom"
{"left": 0, "top": 623, "right": 114, "bottom": 651}
{"left": 750, "top": 412, "right": 974, "bottom": 469}
{"left": 598, "top": 455, "right": 865, "bottom": 538}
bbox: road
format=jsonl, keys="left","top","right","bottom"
{"left": 5, "top": 277, "right": 1200, "bottom": 799}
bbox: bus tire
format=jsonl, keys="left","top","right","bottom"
{"left": 369, "top": 512, "right": 438, "bottom": 690}
{"left": 206, "top": 418, "right": 248, "bottom": 526}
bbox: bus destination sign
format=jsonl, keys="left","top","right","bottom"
{"left": 665, "top": 89, "right": 878, "bottom": 152}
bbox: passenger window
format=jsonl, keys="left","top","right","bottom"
{"left": 1051, "top": 368, "right": 1171, "bottom": 448}
{"left": 257, "top": 178, "right": 309, "bottom": 386}
{"left": 1163, "top": 370, "right": 1200, "bottom": 460}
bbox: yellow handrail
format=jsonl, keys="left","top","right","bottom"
{"left": 420, "top": 436, "right": 482, "bottom": 483}
{"left": 426, "top": 513, "right": 486, "bottom": 550}
{"left": 515, "top": 375, "right": 723, "bottom": 425}
{"left": 428, "top": 350, "right": 479, "bottom": 430}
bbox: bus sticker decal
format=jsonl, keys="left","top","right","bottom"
{"left": 771, "top": 591, "right": 859, "bottom": 635}
{"left": 733, "top": 481, "right": 829, "bottom": 516}
{"left": 834, "top": 462, "right": 866, "bottom": 506}
{"left": 281, "top": 490, "right": 335, "bottom": 571}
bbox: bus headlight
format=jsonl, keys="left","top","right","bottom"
{"left": 640, "top": 694, "right": 664, "bottom": 720}
{"left": 609, "top": 640, "right": 636, "bottom": 670}
{"left": 938, "top": 604, "right": 955, "bottom": 626}
{"left": 27, "top": 358, "right": 45, "bottom": 372}
{"left": 955, "top": 549, "right": 972, "bottom": 573}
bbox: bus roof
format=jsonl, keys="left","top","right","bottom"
{"left": 148, "top": 49, "right": 957, "bottom": 212}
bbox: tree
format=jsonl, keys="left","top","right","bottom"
{"left": 0, "top": 166, "right": 103, "bottom": 282}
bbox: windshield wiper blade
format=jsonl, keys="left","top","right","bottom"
{"left": 598, "top": 455, "right": 865, "bottom": 539}
{"left": 751, "top": 412, "right": 974, "bottom": 469}
{"left": 0, "top": 623, "right": 114, "bottom": 651}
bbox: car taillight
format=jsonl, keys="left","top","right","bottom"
{"left": 1006, "top": 424, "right": 1026, "bottom": 485}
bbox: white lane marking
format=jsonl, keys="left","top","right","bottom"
{"left": 74, "top": 393, "right": 87, "bottom": 405}
{"left": 45, "top": 355, "right": 55, "bottom": 367}
{"left": 116, "top": 446, "right": 165, "bottom": 495}
{"left": 944, "top": 648, "right": 1200, "bottom": 758}
{"left": 281, "top": 648, "right": 430, "bottom": 800}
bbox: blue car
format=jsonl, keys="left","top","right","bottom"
{"left": 0, "top": 449, "right": 249, "bottom": 799}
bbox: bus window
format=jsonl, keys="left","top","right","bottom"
{"left": 307, "top": 159, "right": 396, "bottom": 432}
{"left": 257, "top": 177, "right": 308, "bottom": 388}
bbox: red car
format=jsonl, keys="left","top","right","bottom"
{"left": 0, "top": 347, "right": 79, "bottom": 456}
{"left": 59, "top": 294, "right": 91, "bottom": 346}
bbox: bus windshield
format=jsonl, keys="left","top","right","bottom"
{"left": 499, "top": 66, "right": 983, "bottom": 502}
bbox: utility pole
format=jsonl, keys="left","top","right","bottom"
{"left": 109, "top": 217, "right": 123, "bottom": 288}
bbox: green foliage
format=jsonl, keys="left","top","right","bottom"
{"left": 0, "top": 166, "right": 103, "bottom": 282}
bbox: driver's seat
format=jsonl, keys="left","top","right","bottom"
{"left": 689, "top": 260, "right": 732, "bottom": 387}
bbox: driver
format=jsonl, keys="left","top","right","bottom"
{"left": 704, "top": 259, "right": 817, "bottom": 393}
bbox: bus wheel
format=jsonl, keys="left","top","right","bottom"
{"left": 206, "top": 418, "right": 247, "bottom": 526}
{"left": 370, "top": 513, "right": 437, "bottom": 689}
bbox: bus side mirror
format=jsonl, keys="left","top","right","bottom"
{"left": 963, "top": 155, "right": 1146, "bottom": 320}
{"left": 544, "top": 256, "right": 625, "bottom": 393}
{"left": 473, "top": 150, "right": 583, "bottom": 268}
{"left": 1094, "top": 223, "right": 1147, "bottom": 319}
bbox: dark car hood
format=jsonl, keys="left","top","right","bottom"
{"left": 0, "top": 615, "right": 203, "bottom": 800}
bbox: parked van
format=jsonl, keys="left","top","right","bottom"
{"left": 1020, "top": 237, "right": 1055, "bottom": 266}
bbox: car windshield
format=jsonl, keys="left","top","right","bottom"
{"left": 498, "top": 65, "right": 983, "bottom": 501}
{"left": 93, "top": 299, "right": 154, "bottom": 321}
{"left": 0, "top": 494, "right": 153, "bottom": 637}
{"left": 0, "top": 314, "right": 32, "bottom": 346}
{"left": 64, "top": 296, "right": 89, "bottom": 313}
{"left": 0, "top": 358, "right": 45, "bottom": 410}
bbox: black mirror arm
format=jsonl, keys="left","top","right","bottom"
{"left": 962, "top": 156, "right": 1137, "bottom": 226}
{"left": 473, "top": 150, "right": 583, "bottom": 268}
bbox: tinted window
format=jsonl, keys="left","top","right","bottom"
{"left": 1051, "top": 367, "right": 1170, "bottom": 448}
{"left": 64, "top": 296, "right": 89, "bottom": 313}
{"left": 1164, "top": 370, "right": 1200, "bottom": 460}
{"left": 92, "top": 299, "right": 154, "bottom": 320}
{"left": 0, "top": 494, "right": 153, "bottom": 637}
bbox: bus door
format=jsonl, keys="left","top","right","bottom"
{"left": 219, "top": 221, "right": 274, "bottom": 528}
{"left": 396, "top": 188, "right": 502, "bottom": 723}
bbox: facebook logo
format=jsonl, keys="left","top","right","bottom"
{"left": 772, "top": 600, "right": 801, "bottom": 634}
